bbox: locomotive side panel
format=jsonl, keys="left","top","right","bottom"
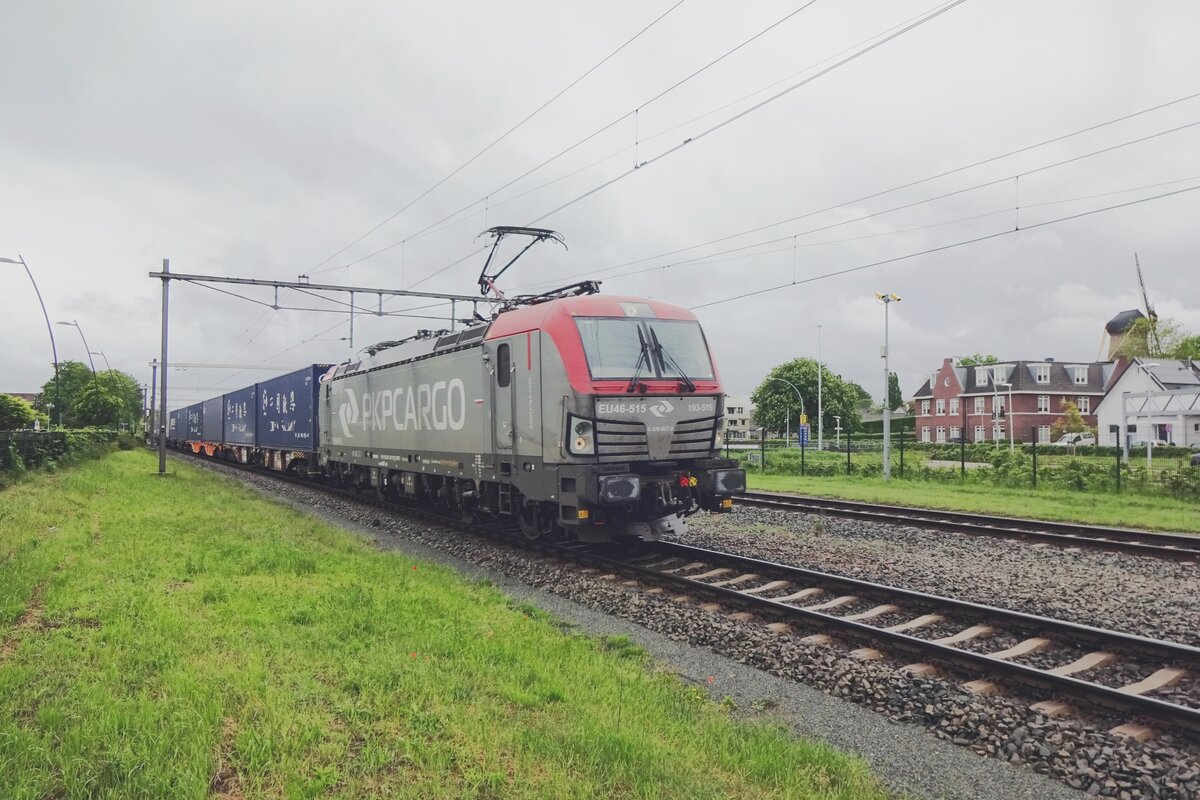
{"left": 321, "top": 347, "right": 492, "bottom": 476}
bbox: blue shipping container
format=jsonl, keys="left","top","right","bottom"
{"left": 223, "top": 386, "right": 256, "bottom": 445}
{"left": 256, "top": 364, "right": 331, "bottom": 451}
{"left": 186, "top": 403, "right": 204, "bottom": 440}
{"left": 202, "top": 397, "right": 223, "bottom": 442}
{"left": 168, "top": 408, "right": 185, "bottom": 440}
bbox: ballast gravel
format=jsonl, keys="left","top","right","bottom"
{"left": 183, "top": 458, "right": 1200, "bottom": 800}
{"left": 687, "top": 507, "right": 1200, "bottom": 647}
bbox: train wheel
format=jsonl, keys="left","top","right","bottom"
{"left": 518, "top": 502, "right": 556, "bottom": 540}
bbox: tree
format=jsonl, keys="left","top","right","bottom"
{"left": 0, "top": 394, "right": 37, "bottom": 430}
{"left": 957, "top": 354, "right": 999, "bottom": 366}
{"left": 750, "top": 359, "right": 862, "bottom": 436}
{"left": 36, "top": 361, "right": 143, "bottom": 428}
{"left": 1174, "top": 335, "right": 1200, "bottom": 360}
{"left": 887, "top": 371, "right": 903, "bottom": 410}
{"left": 1112, "top": 316, "right": 1189, "bottom": 359}
{"left": 1050, "top": 399, "right": 1094, "bottom": 441}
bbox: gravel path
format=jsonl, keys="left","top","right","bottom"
{"left": 684, "top": 507, "right": 1200, "bottom": 647}
{"left": 182, "top": 457, "right": 1200, "bottom": 799}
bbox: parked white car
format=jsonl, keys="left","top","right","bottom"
{"left": 1050, "top": 432, "right": 1096, "bottom": 447}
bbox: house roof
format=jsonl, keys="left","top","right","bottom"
{"left": 1141, "top": 360, "right": 1200, "bottom": 389}
{"left": 912, "top": 359, "right": 1113, "bottom": 398}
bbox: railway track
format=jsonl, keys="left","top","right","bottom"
{"left": 176, "top": 452, "right": 1198, "bottom": 737}
{"left": 551, "top": 539, "right": 1200, "bottom": 736}
{"left": 737, "top": 491, "right": 1200, "bottom": 562}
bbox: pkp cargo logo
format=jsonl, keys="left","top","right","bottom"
{"left": 649, "top": 399, "right": 675, "bottom": 418}
{"left": 338, "top": 388, "right": 360, "bottom": 438}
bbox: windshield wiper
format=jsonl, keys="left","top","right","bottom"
{"left": 626, "top": 326, "right": 650, "bottom": 394}
{"left": 649, "top": 327, "right": 697, "bottom": 393}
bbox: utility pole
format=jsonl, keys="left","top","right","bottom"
{"left": 876, "top": 292, "right": 901, "bottom": 480}
{"left": 158, "top": 259, "right": 169, "bottom": 474}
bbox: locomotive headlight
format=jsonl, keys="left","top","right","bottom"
{"left": 567, "top": 415, "right": 595, "bottom": 455}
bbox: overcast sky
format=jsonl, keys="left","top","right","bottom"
{"left": 3, "top": 0, "right": 1198, "bottom": 409}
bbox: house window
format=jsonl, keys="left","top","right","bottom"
{"left": 1037, "top": 395, "right": 1050, "bottom": 413}
{"left": 919, "top": 399, "right": 930, "bottom": 415}
{"left": 935, "top": 399, "right": 945, "bottom": 416}
{"left": 1038, "top": 426, "right": 1051, "bottom": 443}
{"left": 974, "top": 425, "right": 986, "bottom": 441}
{"left": 949, "top": 398, "right": 959, "bottom": 415}
{"left": 1073, "top": 366, "right": 1088, "bottom": 384}
{"left": 974, "top": 397, "right": 985, "bottom": 414}
{"left": 936, "top": 426, "right": 946, "bottom": 443}
{"left": 994, "top": 395, "right": 1005, "bottom": 415}
{"left": 921, "top": 427, "right": 931, "bottom": 443}
{"left": 975, "top": 367, "right": 987, "bottom": 384}
{"left": 1035, "top": 364, "right": 1050, "bottom": 383}
{"left": 992, "top": 366, "right": 1006, "bottom": 383}
{"left": 993, "top": 422, "right": 1005, "bottom": 439}
{"left": 1076, "top": 397, "right": 1090, "bottom": 414}
{"left": 950, "top": 426, "right": 960, "bottom": 441}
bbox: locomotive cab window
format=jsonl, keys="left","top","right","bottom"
{"left": 497, "top": 343, "right": 511, "bottom": 387}
{"left": 575, "top": 317, "right": 714, "bottom": 381}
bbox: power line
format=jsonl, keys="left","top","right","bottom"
{"left": 514, "top": 90, "right": 1200, "bottom": 291}
{"left": 345, "top": 0, "right": 830, "bottom": 279}
{"left": 689, "top": 184, "right": 1200, "bottom": 310}
{"left": 525, "top": 0, "right": 970, "bottom": 225}
{"left": 305, "top": 0, "right": 691, "bottom": 275}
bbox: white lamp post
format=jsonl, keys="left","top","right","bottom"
{"left": 815, "top": 323, "right": 823, "bottom": 451}
{"left": 1, "top": 255, "right": 61, "bottom": 427}
{"left": 57, "top": 320, "right": 97, "bottom": 374}
{"left": 995, "top": 381, "right": 1013, "bottom": 451}
{"left": 875, "top": 292, "right": 901, "bottom": 480}
{"left": 1139, "top": 362, "right": 1160, "bottom": 473}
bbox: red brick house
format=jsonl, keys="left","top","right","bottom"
{"left": 910, "top": 358, "right": 1118, "bottom": 444}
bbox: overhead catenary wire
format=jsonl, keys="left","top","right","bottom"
{"left": 305, "top": 0, "right": 691, "bottom": 276}
{"left": 524, "top": 0, "right": 970, "bottom": 226}
{"left": 345, "top": 0, "right": 830, "bottom": 281}
{"left": 508, "top": 91, "right": 1200, "bottom": 294}
{"left": 688, "top": 184, "right": 1200, "bottom": 310}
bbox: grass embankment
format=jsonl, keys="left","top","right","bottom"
{"left": 0, "top": 451, "right": 887, "bottom": 799}
{"left": 748, "top": 473, "right": 1200, "bottom": 533}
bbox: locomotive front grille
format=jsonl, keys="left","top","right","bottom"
{"left": 595, "top": 419, "right": 648, "bottom": 460}
{"left": 669, "top": 417, "right": 718, "bottom": 457}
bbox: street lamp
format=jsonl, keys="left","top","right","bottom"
{"left": 0, "top": 255, "right": 61, "bottom": 427}
{"left": 875, "top": 292, "right": 901, "bottom": 480}
{"left": 90, "top": 351, "right": 112, "bottom": 372}
{"left": 765, "top": 376, "right": 804, "bottom": 447}
{"left": 56, "top": 320, "right": 96, "bottom": 373}
{"left": 1139, "top": 362, "right": 1161, "bottom": 473}
{"left": 815, "top": 323, "right": 823, "bottom": 450}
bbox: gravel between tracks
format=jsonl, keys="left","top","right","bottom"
{"left": 184, "top": 458, "right": 1200, "bottom": 799}
{"left": 686, "top": 507, "right": 1200, "bottom": 648}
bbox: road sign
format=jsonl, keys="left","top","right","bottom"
{"left": 798, "top": 424, "right": 810, "bottom": 446}
{"left": 799, "top": 413, "right": 808, "bottom": 425}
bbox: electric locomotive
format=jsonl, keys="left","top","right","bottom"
{"left": 318, "top": 287, "right": 745, "bottom": 541}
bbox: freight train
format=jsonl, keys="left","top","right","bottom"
{"left": 167, "top": 243, "right": 745, "bottom": 541}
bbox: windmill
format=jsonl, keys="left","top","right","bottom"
{"left": 1135, "top": 253, "right": 1162, "bottom": 356}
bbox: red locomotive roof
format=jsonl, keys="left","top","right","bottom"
{"left": 486, "top": 295, "right": 722, "bottom": 396}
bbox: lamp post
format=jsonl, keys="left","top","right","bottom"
{"left": 1139, "top": 362, "right": 1161, "bottom": 473}
{"left": 765, "top": 376, "right": 804, "bottom": 448}
{"left": 56, "top": 320, "right": 96, "bottom": 374}
{"left": 1, "top": 255, "right": 61, "bottom": 427}
{"left": 875, "top": 292, "right": 901, "bottom": 480}
{"left": 90, "top": 350, "right": 112, "bottom": 372}
{"left": 833, "top": 415, "right": 842, "bottom": 449}
{"left": 815, "top": 323, "right": 823, "bottom": 450}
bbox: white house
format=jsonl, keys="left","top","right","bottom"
{"left": 1095, "top": 358, "right": 1200, "bottom": 447}
{"left": 720, "top": 396, "right": 754, "bottom": 441}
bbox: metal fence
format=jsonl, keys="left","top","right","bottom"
{"left": 0, "top": 431, "right": 68, "bottom": 470}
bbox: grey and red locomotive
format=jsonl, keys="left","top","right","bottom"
{"left": 168, "top": 230, "right": 745, "bottom": 541}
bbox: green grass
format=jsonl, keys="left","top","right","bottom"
{"left": 747, "top": 472, "right": 1200, "bottom": 533}
{"left": 0, "top": 451, "right": 888, "bottom": 799}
